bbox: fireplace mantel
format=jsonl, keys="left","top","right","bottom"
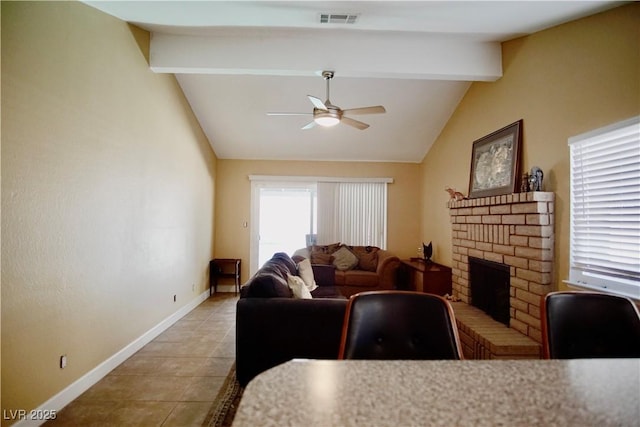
{"left": 448, "top": 192, "right": 554, "bottom": 343}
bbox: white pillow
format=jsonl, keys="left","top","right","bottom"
{"left": 287, "top": 274, "right": 313, "bottom": 299}
{"left": 296, "top": 258, "right": 318, "bottom": 292}
{"left": 332, "top": 245, "right": 359, "bottom": 271}
{"left": 292, "top": 247, "right": 310, "bottom": 259}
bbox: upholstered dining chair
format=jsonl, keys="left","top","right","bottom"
{"left": 338, "top": 291, "right": 463, "bottom": 360}
{"left": 541, "top": 291, "right": 640, "bottom": 359}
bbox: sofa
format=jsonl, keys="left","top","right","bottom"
{"left": 294, "top": 243, "right": 401, "bottom": 297}
{"left": 236, "top": 252, "right": 348, "bottom": 386}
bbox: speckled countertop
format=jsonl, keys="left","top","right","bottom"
{"left": 232, "top": 359, "right": 639, "bottom": 427}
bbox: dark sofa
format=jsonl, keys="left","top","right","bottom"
{"left": 236, "top": 252, "right": 348, "bottom": 386}
{"left": 236, "top": 297, "right": 347, "bottom": 386}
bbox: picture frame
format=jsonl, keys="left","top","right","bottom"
{"left": 468, "top": 120, "right": 523, "bottom": 199}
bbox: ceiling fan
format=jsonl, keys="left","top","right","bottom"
{"left": 267, "top": 71, "right": 386, "bottom": 130}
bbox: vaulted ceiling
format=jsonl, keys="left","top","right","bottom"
{"left": 84, "top": 1, "right": 621, "bottom": 163}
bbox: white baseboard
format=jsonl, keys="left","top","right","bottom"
{"left": 14, "top": 289, "right": 211, "bottom": 427}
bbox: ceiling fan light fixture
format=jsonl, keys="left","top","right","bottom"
{"left": 314, "top": 116, "right": 340, "bottom": 127}
{"left": 314, "top": 110, "right": 340, "bottom": 127}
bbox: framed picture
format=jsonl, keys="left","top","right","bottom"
{"left": 468, "top": 120, "right": 523, "bottom": 199}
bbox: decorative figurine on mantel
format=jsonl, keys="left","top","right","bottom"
{"left": 445, "top": 187, "right": 467, "bottom": 201}
{"left": 529, "top": 166, "right": 544, "bottom": 191}
{"left": 422, "top": 241, "right": 433, "bottom": 263}
{"left": 521, "top": 172, "right": 530, "bottom": 192}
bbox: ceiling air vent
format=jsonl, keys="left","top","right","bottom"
{"left": 320, "top": 13, "right": 359, "bottom": 24}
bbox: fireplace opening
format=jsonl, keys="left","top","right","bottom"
{"left": 469, "top": 257, "right": 510, "bottom": 326}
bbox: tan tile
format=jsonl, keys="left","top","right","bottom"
{"left": 131, "top": 376, "right": 194, "bottom": 401}
{"left": 111, "top": 355, "right": 165, "bottom": 375}
{"left": 78, "top": 375, "right": 139, "bottom": 401}
{"left": 45, "top": 400, "right": 117, "bottom": 426}
{"left": 181, "top": 376, "right": 226, "bottom": 402}
{"left": 80, "top": 375, "right": 193, "bottom": 401}
{"left": 162, "top": 402, "right": 212, "bottom": 426}
{"left": 108, "top": 401, "right": 176, "bottom": 426}
{"left": 155, "top": 357, "right": 211, "bottom": 376}
{"left": 54, "top": 294, "right": 239, "bottom": 426}
{"left": 153, "top": 328, "right": 199, "bottom": 343}
{"left": 137, "top": 341, "right": 218, "bottom": 357}
{"left": 198, "top": 357, "right": 234, "bottom": 376}
{"left": 211, "top": 345, "right": 235, "bottom": 358}
{"left": 112, "top": 356, "right": 210, "bottom": 377}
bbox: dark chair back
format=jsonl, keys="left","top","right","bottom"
{"left": 541, "top": 291, "right": 640, "bottom": 359}
{"left": 338, "top": 291, "right": 463, "bottom": 360}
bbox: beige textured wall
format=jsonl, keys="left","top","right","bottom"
{"left": 214, "top": 160, "right": 422, "bottom": 280}
{"left": 420, "top": 4, "right": 640, "bottom": 288}
{"left": 1, "top": 2, "right": 216, "bottom": 418}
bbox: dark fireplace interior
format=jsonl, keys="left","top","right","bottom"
{"left": 469, "top": 257, "right": 510, "bottom": 326}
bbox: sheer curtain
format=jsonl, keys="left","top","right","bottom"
{"left": 317, "top": 181, "right": 387, "bottom": 248}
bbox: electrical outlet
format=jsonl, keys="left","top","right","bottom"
{"left": 192, "top": 284, "right": 195, "bottom": 292}
{"left": 60, "top": 355, "right": 67, "bottom": 369}
{"left": 173, "top": 294, "right": 176, "bottom": 302}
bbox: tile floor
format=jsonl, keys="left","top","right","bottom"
{"left": 47, "top": 293, "right": 238, "bottom": 426}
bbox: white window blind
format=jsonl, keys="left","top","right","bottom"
{"left": 317, "top": 181, "right": 388, "bottom": 248}
{"left": 568, "top": 116, "right": 640, "bottom": 299}
{"left": 318, "top": 182, "right": 387, "bottom": 249}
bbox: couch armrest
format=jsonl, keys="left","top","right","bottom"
{"left": 311, "top": 264, "right": 336, "bottom": 287}
{"left": 376, "top": 250, "right": 401, "bottom": 290}
{"left": 236, "top": 298, "right": 347, "bottom": 386}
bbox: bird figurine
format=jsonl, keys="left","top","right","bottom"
{"left": 445, "top": 187, "right": 467, "bottom": 201}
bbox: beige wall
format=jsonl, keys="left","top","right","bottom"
{"left": 420, "top": 4, "right": 639, "bottom": 289}
{"left": 1, "top": 2, "right": 216, "bottom": 419}
{"left": 214, "top": 160, "right": 422, "bottom": 280}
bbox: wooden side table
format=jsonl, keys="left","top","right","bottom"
{"left": 210, "top": 258, "right": 241, "bottom": 295}
{"left": 398, "top": 259, "right": 452, "bottom": 296}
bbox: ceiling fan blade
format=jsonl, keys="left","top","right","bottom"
{"left": 342, "top": 105, "right": 386, "bottom": 115}
{"left": 341, "top": 116, "right": 369, "bottom": 130}
{"left": 266, "top": 112, "right": 312, "bottom": 116}
{"left": 301, "top": 121, "right": 317, "bottom": 130}
{"left": 308, "top": 95, "right": 327, "bottom": 110}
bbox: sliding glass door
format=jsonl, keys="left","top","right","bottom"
{"left": 250, "top": 182, "right": 316, "bottom": 274}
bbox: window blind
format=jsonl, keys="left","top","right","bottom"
{"left": 316, "top": 181, "right": 388, "bottom": 248}
{"left": 568, "top": 116, "right": 640, "bottom": 298}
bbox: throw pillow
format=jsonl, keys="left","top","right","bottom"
{"left": 310, "top": 252, "right": 333, "bottom": 265}
{"left": 296, "top": 258, "right": 318, "bottom": 292}
{"left": 358, "top": 251, "right": 378, "bottom": 272}
{"left": 309, "top": 243, "right": 341, "bottom": 255}
{"left": 287, "top": 274, "right": 312, "bottom": 299}
{"left": 292, "top": 247, "right": 310, "bottom": 259}
{"left": 332, "top": 245, "right": 359, "bottom": 271}
{"left": 348, "top": 246, "right": 380, "bottom": 271}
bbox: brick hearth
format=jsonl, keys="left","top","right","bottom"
{"left": 448, "top": 192, "right": 555, "bottom": 344}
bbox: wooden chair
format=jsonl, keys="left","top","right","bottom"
{"left": 541, "top": 291, "right": 640, "bottom": 359}
{"left": 338, "top": 291, "right": 463, "bottom": 360}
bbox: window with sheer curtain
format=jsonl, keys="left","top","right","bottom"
{"left": 567, "top": 116, "right": 640, "bottom": 299}
{"left": 317, "top": 181, "right": 388, "bottom": 248}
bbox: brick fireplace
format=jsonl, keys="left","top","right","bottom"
{"left": 448, "top": 192, "right": 554, "bottom": 344}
